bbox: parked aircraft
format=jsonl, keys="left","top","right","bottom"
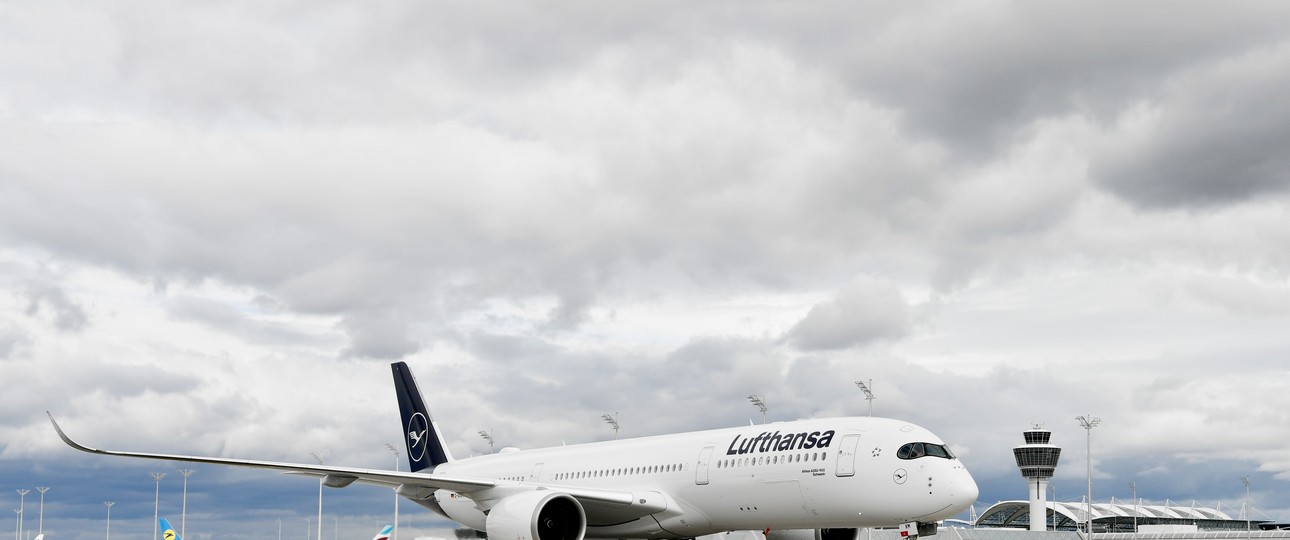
{"left": 49, "top": 362, "right": 977, "bottom": 540}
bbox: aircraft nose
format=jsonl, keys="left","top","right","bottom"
{"left": 953, "top": 465, "right": 980, "bottom": 512}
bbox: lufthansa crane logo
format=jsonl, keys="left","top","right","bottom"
{"left": 407, "top": 412, "right": 429, "bottom": 462}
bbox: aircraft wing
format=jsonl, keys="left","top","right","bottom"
{"left": 47, "top": 412, "right": 648, "bottom": 511}
{"left": 48, "top": 412, "right": 497, "bottom": 492}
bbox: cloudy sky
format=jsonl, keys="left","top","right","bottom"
{"left": 4, "top": 1, "right": 1290, "bottom": 539}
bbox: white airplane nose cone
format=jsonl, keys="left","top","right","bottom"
{"left": 956, "top": 467, "right": 980, "bottom": 512}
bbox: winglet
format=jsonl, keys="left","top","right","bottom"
{"left": 392, "top": 362, "right": 453, "bottom": 471}
{"left": 47, "top": 411, "right": 105, "bottom": 455}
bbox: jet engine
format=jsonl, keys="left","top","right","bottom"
{"left": 767, "top": 528, "right": 861, "bottom": 540}
{"left": 486, "top": 491, "right": 586, "bottom": 540}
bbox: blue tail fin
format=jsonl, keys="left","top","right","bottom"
{"left": 160, "top": 518, "right": 180, "bottom": 540}
{"left": 373, "top": 524, "right": 394, "bottom": 540}
{"left": 392, "top": 361, "right": 452, "bottom": 471}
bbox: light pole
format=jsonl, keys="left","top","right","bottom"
{"left": 277, "top": 518, "right": 282, "bottom": 540}
{"left": 150, "top": 472, "right": 167, "bottom": 540}
{"left": 477, "top": 431, "right": 494, "bottom": 453}
{"left": 1130, "top": 481, "right": 1137, "bottom": 533}
{"left": 602, "top": 413, "right": 619, "bottom": 439}
{"left": 854, "top": 380, "right": 875, "bottom": 416}
{"left": 13, "top": 509, "right": 19, "bottom": 540}
{"left": 385, "top": 443, "right": 400, "bottom": 540}
{"left": 311, "top": 452, "right": 325, "bottom": 540}
{"left": 178, "top": 469, "right": 195, "bottom": 540}
{"left": 1075, "top": 415, "right": 1101, "bottom": 535}
{"left": 1242, "top": 476, "right": 1251, "bottom": 538}
{"left": 104, "top": 502, "right": 114, "bottom": 540}
{"left": 35, "top": 488, "right": 48, "bottom": 536}
{"left": 747, "top": 395, "right": 767, "bottom": 424}
{"left": 15, "top": 489, "right": 28, "bottom": 540}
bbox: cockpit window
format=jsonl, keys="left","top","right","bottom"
{"left": 897, "top": 442, "right": 954, "bottom": 460}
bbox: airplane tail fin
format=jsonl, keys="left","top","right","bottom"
{"left": 160, "top": 518, "right": 181, "bottom": 540}
{"left": 392, "top": 361, "right": 453, "bottom": 471}
{"left": 373, "top": 525, "right": 395, "bottom": 540}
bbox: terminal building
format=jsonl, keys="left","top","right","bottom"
{"left": 975, "top": 499, "right": 1260, "bottom": 532}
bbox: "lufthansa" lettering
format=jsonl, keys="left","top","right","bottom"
{"left": 725, "top": 429, "right": 836, "bottom": 455}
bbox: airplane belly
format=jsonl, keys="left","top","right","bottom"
{"left": 696, "top": 475, "right": 823, "bottom": 530}
{"left": 437, "top": 490, "right": 487, "bottom": 531}
{"left": 587, "top": 497, "right": 715, "bottom": 539}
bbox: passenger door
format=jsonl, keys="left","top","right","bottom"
{"left": 696, "top": 446, "right": 714, "bottom": 485}
{"left": 835, "top": 435, "right": 861, "bottom": 477}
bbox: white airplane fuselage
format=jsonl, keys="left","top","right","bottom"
{"left": 428, "top": 417, "right": 976, "bottom": 538}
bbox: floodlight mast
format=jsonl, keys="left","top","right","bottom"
{"left": 477, "top": 430, "right": 495, "bottom": 453}
{"left": 149, "top": 473, "right": 166, "bottom": 540}
{"left": 854, "top": 380, "right": 875, "bottom": 416}
{"left": 35, "top": 488, "right": 49, "bottom": 536}
{"left": 1130, "top": 482, "right": 1140, "bottom": 533}
{"left": 1075, "top": 415, "right": 1101, "bottom": 535}
{"left": 103, "top": 502, "right": 115, "bottom": 540}
{"left": 602, "top": 413, "right": 619, "bottom": 439}
{"left": 747, "top": 395, "right": 767, "bottom": 424}
{"left": 310, "top": 452, "right": 325, "bottom": 540}
{"left": 1242, "top": 476, "right": 1251, "bottom": 538}
{"left": 385, "top": 443, "right": 400, "bottom": 540}
{"left": 1130, "top": 481, "right": 1138, "bottom": 533}
{"left": 178, "top": 468, "right": 195, "bottom": 540}
{"left": 15, "top": 489, "right": 27, "bottom": 540}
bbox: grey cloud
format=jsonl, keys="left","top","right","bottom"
{"left": 835, "top": 2, "right": 1290, "bottom": 160}
{"left": 1184, "top": 275, "right": 1290, "bottom": 318}
{"left": 1094, "top": 45, "right": 1290, "bottom": 209}
{"left": 784, "top": 279, "right": 912, "bottom": 351}
{"left": 457, "top": 332, "right": 795, "bottom": 444}
{"left": 22, "top": 281, "right": 88, "bottom": 331}
{"left": 0, "top": 322, "right": 31, "bottom": 359}
{"left": 339, "top": 309, "right": 421, "bottom": 359}
{"left": 166, "top": 294, "right": 320, "bottom": 346}
{"left": 1, "top": 358, "right": 201, "bottom": 426}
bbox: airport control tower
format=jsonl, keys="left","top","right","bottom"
{"left": 1013, "top": 425, "right": 1061, "bottom": 531}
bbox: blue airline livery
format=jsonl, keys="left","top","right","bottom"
{"left": 49, "top": 362, "right": 977, "bottom": 540}
{"left": 160, "top": 518, "right": 180, "bottom": 540}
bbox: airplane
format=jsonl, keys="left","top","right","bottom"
{"left": 373, "top": 524, "right": 394, "bottom": 540}
{"left": 49, "top": 361, "right": 977, "bottom": 540}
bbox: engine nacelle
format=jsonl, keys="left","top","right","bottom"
{"left": 767, "top": 529, "right": 861, "bottom": 540}
{"left": 486, "top": 491, "right": 586, "bottom": 540}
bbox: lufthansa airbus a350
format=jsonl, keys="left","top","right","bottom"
{"left": 49, "top": 362, "right": 977, "bottom": 540}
